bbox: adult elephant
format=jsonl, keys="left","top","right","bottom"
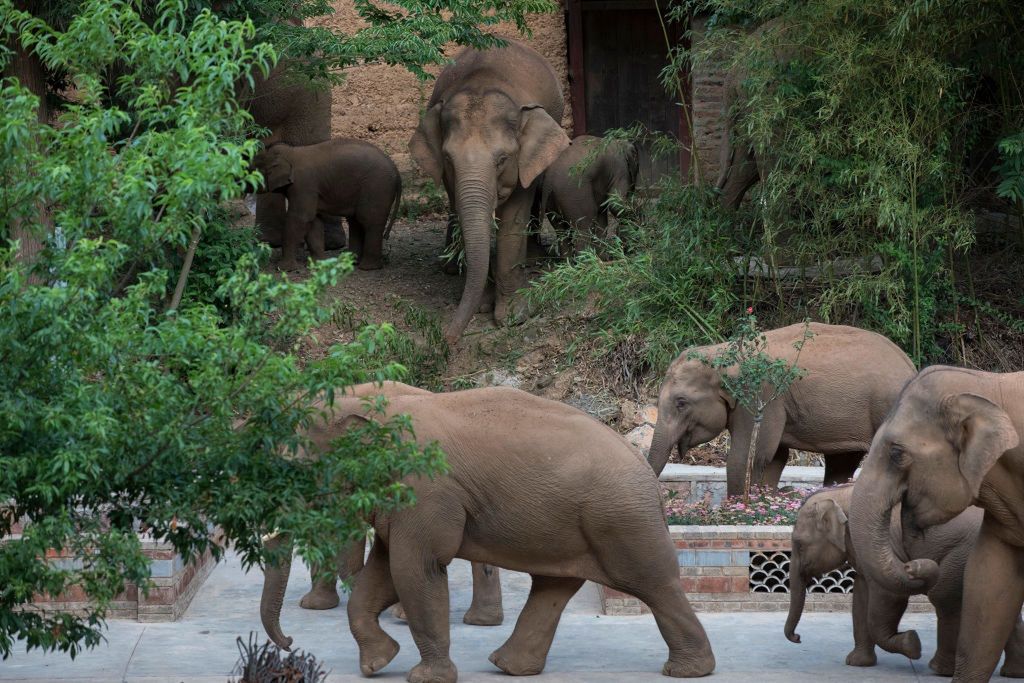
{"left": 409, "top": 40, "right": 570, "bottom": 345}
{"left": 849, "top": 366, "right": 1024, "bottom": 681}
{"left": 287, "top": 382, "right": 504, "bottom": 627}
{"left": 647, "top": 323, "right": 916, "bottom": 496}
{"left": 262, "top": 387, "right": 715, "bottom": 681}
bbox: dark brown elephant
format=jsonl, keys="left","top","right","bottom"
{"left": 253, "top": 139, "right": 401, "bottom": 271}
{"left": 262, "top": 387, "right": 715, "bottom": 682}
{"left": 786, "top": 485, "right": 1024, "bottom": 674}
{"left": 540, "top": 134, "right": 639, "bottom": 256}
{"left": 648, "top": 323, "right": 916, "bottom": 496}
{"left": 409, "top": 40, "right": 570, "bottom": 345}
{"left": 849, "top": 366, "right": 1024, "bottom": 681}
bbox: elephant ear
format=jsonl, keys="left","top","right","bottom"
{"left": 264, "top": 153, "right": 294, "bottom": 192}
{"left": 814, "top": 499, "right": 848, "bottom": 554}
{"left": 518, "top": 105, "right": 570, "bottom": 188}
{"left": 941, "top": 392, "right": 1019, "bottom": 497}
{"left": 409, "top": 103, "right": 444, "bottom": 186}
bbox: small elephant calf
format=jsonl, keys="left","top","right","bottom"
{"left": 254, "top": 138, "right": 402, "bottom": 271}
{"left": 786, "top": 484, "right": 1024, "bottom": 675}
{"left": 540, "top": 134, "right": 638, "bottom": 256}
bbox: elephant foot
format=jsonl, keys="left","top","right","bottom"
{"left": 463, "top": 604, "right": 503, "bottom": 626}
{"left": 357, "top": 258, "right": 383, "bottom": 271}
{"left": 488, "top": 644, "right": 545, "bottom": 675}
{"left": 390, "top": 603, "right": 408, "bottom": 622}
{"left": 407, "top": 658, "right": 457, "bottom": 683}
{"left": 845, "top": 648, "right": 877, "bottom": 667}
{"left": 276, "top": 258, "right": 302, "bottom": 272}
{"left": 493, "top": 293, "right": 529, "bottom": 327}
{"left": 890, "top": 630, "right": 922, "bottom": 660}
{"left": 661, "top": 651, "right": 715, "bottom": 678}
{"left": 358, "top": 633, "right": 400, "bottom": 676}
{"left": 298, "top": 585, "right": 340, "bottom": 610}
{"left": 1001, "top": 658, "right": 1024, "bottom": 678}
{"left": 928, "top": 653, "right": 955, "bottom": 676}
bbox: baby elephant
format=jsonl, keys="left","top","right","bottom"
{"left": 786, "top": 484, "right": 1024, "bottom": 675}
{"left": 261, "top": 387, "right": 716, "bottom": 682}
{"left": 254, "top": 138, "right": 401, "bottom": 271}
{"left": 540, "top": 135, "right": 638, "bottom": 255}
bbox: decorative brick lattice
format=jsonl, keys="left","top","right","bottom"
{"left": 748, "top": 551, "right": 856, "bottom": 594}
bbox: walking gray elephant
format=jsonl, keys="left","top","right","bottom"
{"left": 253, "top": 139, "right": 401, "bottom": 272}
{"left": 296, "top": 382, "right": 503, "bottom": 627}
{"left": 849, "top": 366, "right": 1024, "bottom": 681}
{"left": 648, "top": 323, "right": 916, "bottom": 496}
{"left": 786, "top": 485, "right": 1024, "bottom": 674}
{"left": 261, "top": 387, "right": 715, "bottom": 682}
{"left": 540, "top": 135, "right": 639, "bottom": 255}
{"left": 409, "top": 40, "right": 570, "bottom": 345}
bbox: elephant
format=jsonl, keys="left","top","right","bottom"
{"left": 786, "top": 484, "right": 1024, "bottom": 673}
{"left": 647, "top": 323, "right": 916, "bottom": 496}
{"left": 253, "top": 139, "right": 402, "bottom": 272}
{"left": 409, "top": 39, "right": 570, "bottom": 346}
{"left": 849, "top": 365, "right": 1024, "bottom": 681}
{"left": 261, "top": 386, "right": 716, "bottom": 682}
{"left": 539, "top": 134, "right": 639, "bottom": 256}
{"left": 295, "top": 381, "right": 503, "bottom": 627}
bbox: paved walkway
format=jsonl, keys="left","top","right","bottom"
{"left": 0, "top": 551, "right": 1006, "bottom": 682}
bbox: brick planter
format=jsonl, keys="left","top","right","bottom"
{"left": 601, "top": 525, "right": 929, "bottom": 614}
{"left": 7, "top": 531, "right": 214, "bottom": 623}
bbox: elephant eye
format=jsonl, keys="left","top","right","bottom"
{"left": 675, "top": 397, "right": 688, "bottom": 410}
{"left": 495, "top": 154, "right": 510, "bottom": 167}
{"left": 889, "top": 444, "right": 909, "bottom": 468}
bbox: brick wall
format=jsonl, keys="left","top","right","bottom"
{"left": 311, "top": 1, "right": 573, "bottom": 174}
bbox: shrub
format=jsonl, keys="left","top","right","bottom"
{"left": 230, "top": 633, "right": 327, "bottom": 683}
{"left": 665, "top": 486, "right": 805, "bottom": 526}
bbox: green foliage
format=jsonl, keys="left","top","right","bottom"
{"left": 0, "top": 1, "right": 445, "bottom": 659}
{"left": 996, "top": 133, "right": 1024, "bottom": 205}
{"left": 675, "top": 0, "right": 1024, "bottom": 366}
{"left": 528, "top": 179, "right": 736, "bottom": 385}
{"left": 400, "top": 178, "right": 448, "bottom": 220}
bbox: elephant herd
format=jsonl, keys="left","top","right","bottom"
{"left": 251, "top": 40, "right": 637, "bottom": 346}
{"left": 246, "top": 31, "right": 1024, "bottom": 683}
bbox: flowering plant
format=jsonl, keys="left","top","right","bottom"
{"left": 664, "top": 486, "right": 806, "bottom": 526}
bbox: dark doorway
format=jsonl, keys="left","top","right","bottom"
{"left": 567, "top": 0, "right": 690, "bottom": 187}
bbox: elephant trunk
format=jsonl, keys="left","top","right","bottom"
{"left": 784, "top": 551, "right": 807, "bottom": 643}
{"left": 260, "top": 533, "right": 294, "bottom": 651}
{"left": 445, "top": 171, "right": 497, "bottom": 345}
{"left": 647, "top": 420, "right": 678, "bottom": 476}
{"left": 848, "top": 459, "right": 939, "bottom": 595}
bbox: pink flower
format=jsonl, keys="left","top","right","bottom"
{"left": 746, "top": 307, "right": 754, "bottom": 314}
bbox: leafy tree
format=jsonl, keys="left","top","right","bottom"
{"left": 0, "top": 0, "right": 562, "bottom": 659}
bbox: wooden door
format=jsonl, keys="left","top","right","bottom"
{"left": 578, "top": 1, "right": 683, "bottom": 186}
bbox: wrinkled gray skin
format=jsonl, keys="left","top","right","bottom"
{"left": 262, "top": 386, "right": 715, "bottom": 682}
{"left": 410, "top": 40, "right": 570, "bottom": 346}
{"left": 850, "top": 366, "right": 1024, "bottom": 681}
{"left": 253, "top": 139, "right": 402, "bottom": 272}
{"left": 648, "top": 323, "right": 916, "bottom": 496}
{"left": 787, "top": 485, "right": 1024, "bottom": 674}
{"left": 539, "top": 135, "right": 639, "bottom": 255}
{"left": 294, "top": 382, "right": 502, "bottom": 627}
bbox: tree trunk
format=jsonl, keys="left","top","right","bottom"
{"left": 744, "top": 416, "right": 761, "bottom": 501}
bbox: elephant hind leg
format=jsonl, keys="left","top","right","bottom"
{"left": 595, "top": 527, "right": 715, "bottom": 677}
{"left": 463, "top": 562, "right": 503, "bottom": 626}
{"left": 823, "top": 452, "right": 863, "bottom": 486}
{"left": 347, "top": 539, "right": 400, "bottom": 676}
{"left": 488, "top": 575, "right": 583, "bottom": 675}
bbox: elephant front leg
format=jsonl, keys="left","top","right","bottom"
{"left": 845, "top": 573, "right": 877, "bottom": 666}
{"left": 300, "top": 560, "right": 339, "bottom": 610}
{"left": 279, "top": 212, "right": 313, "bottom": 272}
{"left": 492, "top": 189, "right": 534, "bottom": 326}
{"left": 305, "top": 217, "right": 326, "bottom": 261}
{"left": 954, "top": 527, "right": 1024, "bottom": 682}
{"left": 463, "top": 562, "right": 503, "bottom": 625}
{"left": 388, "top": 545, "right": 458, "bottom": 683}
{"left": 489, "top": 575, "right": 582, "bottom": 675}
{"left": 347, "top": 539, "right": 401, "bottom": 676}
{"left": 255, "top": 192, "right": 286, "bottom": 247}
{"left": 999, "top": 614, "right": 1024, "bottom": 678}
{"left": 866, "top": 586, "right": 920, "bottom": 660}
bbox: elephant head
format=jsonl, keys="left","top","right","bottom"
{"left": 849, "top": 367, "right": 1019, "bottom": 594}
{"left": 253, "top": 143, "right": 294, "bottom": 193}
{"left": 784, "top": 489, "right": 850, "bottom": 644}
{"left": 648, "top": 358, "right": 733, "bottom": 475}
{"left": 410, "top": 91, "right": 569, "bottom": 343}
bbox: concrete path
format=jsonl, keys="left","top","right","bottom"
{"left": 0, "top": 551, "right": 1012, "bottom": 682}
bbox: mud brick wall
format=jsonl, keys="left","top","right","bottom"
{"left": 311, "top": 1, "right": 573, "bottom": 175}
{"left": 688, "top": 15, "right": 727, "bottom": 186}
{"left": 601, "top": 526, "right": 931, "bottom": 615}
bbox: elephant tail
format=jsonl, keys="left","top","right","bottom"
{"left": 384, "top": 175, "right": 402, "bottom": 241}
